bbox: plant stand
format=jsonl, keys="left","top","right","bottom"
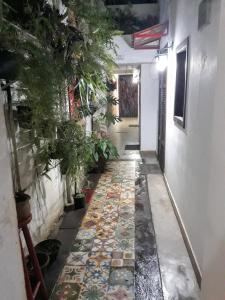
{"left": 18, "top": 215, "right": 48, "bottom": 300}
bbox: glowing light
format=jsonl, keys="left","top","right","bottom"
{"left": 132, "top": 69, "right": 139, "bottom": 84}
{"left": 156, "top": 55, "right": 168, "bottom": 72}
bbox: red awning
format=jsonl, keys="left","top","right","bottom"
{"left": 133, "top": 22, "right": 168, "bottom": 50}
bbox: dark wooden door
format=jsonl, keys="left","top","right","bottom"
{"left": 119, "top": 75, "right": 138, "bottom": 117}
{"left": 158, "top": 70, "right": 167, "bottom": 172}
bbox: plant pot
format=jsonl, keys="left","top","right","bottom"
{"left": 27, "top": 252, "right": 50, "bottom": 277}
{"left": 0, "top": 50, "right": 19, "bottom": 81}
{"left": 73, "top": 193, "right": 86, "bottom": 210}
{"left": 15, "top": 192, "right": 31, "bottom": 222}
{"left": 35, "top": 239, "right": 61, "bottom": 266}
{"left": 98, "top": 155, "right": 106, "bottom": 172}
{"left": 17, "top": 105, "right": 32, "bottom": 129}
{"left": 82, "top": 188, "right": 94, "bottom": 204}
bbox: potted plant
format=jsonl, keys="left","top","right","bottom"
{"left": 73, "top": 190, "right": 86, "bottom": 210}
{"left": 92, "top": 135, "right": 119, "bottom": 172}
{"left": 15, "top": 191, "right": 31, "bottom": 222}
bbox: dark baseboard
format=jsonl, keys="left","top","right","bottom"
{"left": 140, "top": 150, "right": 156, "bottom": 155}
{"left": 163, "top": 175, "right": 202, "bottom": 288}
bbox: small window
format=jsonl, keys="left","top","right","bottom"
{"left": 198, "top": 0, "right": 212, "bottom": 30}
{"left": 174, "top": 37, "right": 189, "bottom": 128}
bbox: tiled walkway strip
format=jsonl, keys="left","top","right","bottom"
{"left": 50, "top": 161, "right": 136, "bottom": 300}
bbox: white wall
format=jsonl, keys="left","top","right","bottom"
{"left": 201, "top": 1, "right": 225, "bottom": 299}
{"left": 112, "top": 36, "right": 156, "bottom": 65}
{"left": 0, "top": 91, "right": 26, "bottom": 300}
{"left": 161, "top": 0, "right": 225, "bottom": 299}
{"left": 140, "top": 63, "right": 158, "bottom": 151}
{"left": 27, "top": 167, "right": 65, "bottom": 245}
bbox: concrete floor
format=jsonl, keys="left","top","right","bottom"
{"left": 109, "top": 118, "right": 200, "bottom": 299}
{"left": 147, "top": 170, "right": 200, "bottom": 300}
{"left": 109, "top": 117, "right": 141, "bottom": 160}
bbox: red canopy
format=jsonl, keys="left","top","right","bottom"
{"left": 133, "top": 22, "right": 168, "bottom": 50}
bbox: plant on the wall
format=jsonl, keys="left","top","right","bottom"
{"left": 0, "top": 0, "right": 120, "bottom": 198}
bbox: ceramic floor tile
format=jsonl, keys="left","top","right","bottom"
{"left": 107, "top": 192, "right": 121, "bottom": 199}
{"left": 112, "top": 251, "right": 123, "bottom": 259}
{"left": 50, "top": 161, "right": 136, "bottom": 300}
{"left": 120, "top": 198, "right": 135, "bottom": 206}
{"left": 87, "top": 252, "right": 112, "bottom": 267}
{"left": 79, "top": 284, "right": 108, "bottom": 300}
{"left": 92, "top": 239, "right": 115, "bottom": 252}
{"left": 84, "top": 266, "right": 110, "bottom": 285}
{"left": 96, "top": 227, "right": 115, "bottom": 240}
{"left": 59, "top": 265, "right": 86, "bottom": 284}
{"left": 76, "top": 228, "right": 96, "bottom": 240}
{"left": 109, "top": 267, "right": 134, "bottom": 287}
{"left": 81, "top": 218, "right": 100, "bottom": 229}
{"left": 111, "top": 259, "right": 123, "bottom": 267}
{"left": 50, "top": 282, "right": 81, "bottom": 300}
{"left": 67, "top": 252, "right": 89, "bottom": 266}
{"left": 114, "top": 239, "right": 135, "bottom": 252}
{"left": 115, "top": 226, "right": 135, "bottom": 240}
{"left": 71, "top": 239, "right": 93, "bottom": 252}
{"left": 106, "top": 285, "right": 134, "bottom": 300}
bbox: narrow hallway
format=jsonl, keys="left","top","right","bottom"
{"left": 1, "top": 1, "right": 225, "bottom": 299}
{"left": 48, "top": 120, "right": 199, "bottom": 300}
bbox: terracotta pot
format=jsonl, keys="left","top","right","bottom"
{"left": 83, "top": 188, "right": 94, "bottom": 204}
{"left": 15, "top": 192, "right": 31, "bottom": 222}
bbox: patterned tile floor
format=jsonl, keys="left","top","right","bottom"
{"left": 50, "top": 161, "right": 136, "bottom": 300}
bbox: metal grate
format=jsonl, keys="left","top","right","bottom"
{"left": 125, "top": 144, "right": 140, "bottom": 150}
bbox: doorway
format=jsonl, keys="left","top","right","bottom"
{"left": 108, "top": 70, "right": 140, "bottom": 159}
{"left": 158, "top": 70, "right": 167, "bottom": 172}
{"left": 118, "top": 75, "right": 138, "bottom": 118}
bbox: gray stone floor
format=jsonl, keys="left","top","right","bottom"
{"left": 147, "top": 168, "right": 200, "bottom": 300}
{"left": 110, "top": 118, "right": 200, "bottom": 299}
